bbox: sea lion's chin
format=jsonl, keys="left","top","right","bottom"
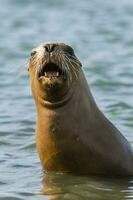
{"left": 38, "top": 75, "right": 67, "bottom": 89}
{"left": 38, "top": 79, "right": 70, "bottom": 104}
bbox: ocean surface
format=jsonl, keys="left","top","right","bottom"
{"left": 0, "top": 0, "right": 133, "bottom": 199}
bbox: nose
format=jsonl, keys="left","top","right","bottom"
{"left": 44, "top": 43, "right": 56, "bottom": 53}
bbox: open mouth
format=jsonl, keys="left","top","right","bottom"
{"left": 38, "top": 63, "right": 64, "bottom": 78}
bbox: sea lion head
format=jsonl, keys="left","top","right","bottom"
{"left": 28, "top": 42, "right": 82, "bottom": 104}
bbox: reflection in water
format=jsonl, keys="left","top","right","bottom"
{"left": 40, "top": 172, "right": 133, "bottom": 200}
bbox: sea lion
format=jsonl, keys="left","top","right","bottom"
{"left": 28, "top": 42, "right": 133, "bottom": 176}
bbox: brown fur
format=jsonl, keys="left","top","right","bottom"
{"left": 28, "top": 42, "right": 133, "bottom": 176}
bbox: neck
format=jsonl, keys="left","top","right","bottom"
{"left": 37, "top": 85, "right": 75, "bottom": 110}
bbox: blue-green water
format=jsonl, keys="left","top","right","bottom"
{"left": 0, "top": 0, "right": 133, "bottom": 199}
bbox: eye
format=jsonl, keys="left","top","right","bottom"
{"left": 65, "top": 46, "right": 75, "bottom": 56}
{"left": 30, "top": 50, "right": 37, "bottom": 57}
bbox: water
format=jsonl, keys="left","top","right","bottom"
{"left": 0, "top": 0, "right": 133, "bottom": 199}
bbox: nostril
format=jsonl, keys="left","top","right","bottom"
{"left": 44, "top": 44, "right": 56, "bottom": 53}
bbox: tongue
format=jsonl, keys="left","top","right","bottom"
{"left": 44, "top": 71, "right": 59, "bottom": 78}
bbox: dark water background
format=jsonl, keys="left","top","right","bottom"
{"left": 0, "top": 0, "right": 133, "bottom": 199}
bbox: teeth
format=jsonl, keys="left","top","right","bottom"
{"left": 44, "top": 71, "right": 59, "bottom": 77}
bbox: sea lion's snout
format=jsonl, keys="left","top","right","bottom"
{"left": 37, "top": 43, "right": 66, "bottom": 79}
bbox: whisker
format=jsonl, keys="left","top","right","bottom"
{"left": 61, "top": 54, "right": 72, "bottom": 87}
{"left": 63, "top": 54, "right": 80, "bottom": 81}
